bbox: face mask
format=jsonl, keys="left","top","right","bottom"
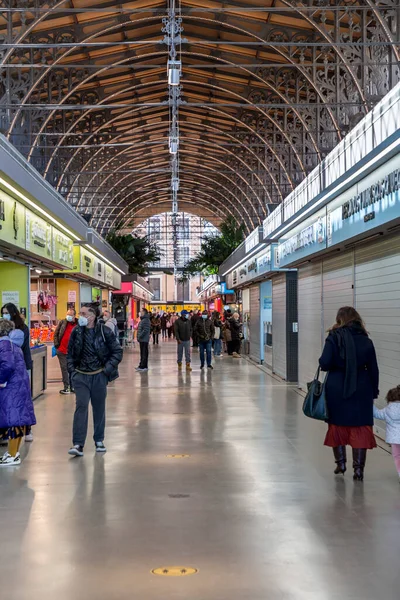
{"left": 2, "top": 314, "right": 11, "bottom": 321}
{"left": 66, "top": 315, "right": 74, "bottom": 322}
{"left": 185, "top": 314, "right": 189, "bottom": 319}
{"left": 202, "top": 315, "right": 207, "bottom": 320}
{"left": 78, "top": 316, "right": 88, "bottom": 327}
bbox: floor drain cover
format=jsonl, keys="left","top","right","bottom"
{"left": 152, "top": 566, "right": 198, "bottom": 577}
{"left": 168, "top": 494, "right": 190, "bottom": 498}
{"left": 166, "top": 454, "right": 191, "bottom": 459}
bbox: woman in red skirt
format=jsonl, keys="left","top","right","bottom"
{"left": 319, "top": 306, "right": 379, "bottom": 481}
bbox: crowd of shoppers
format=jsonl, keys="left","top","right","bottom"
{"left": 3, "top": 299, "right": 398, "bottom": 486}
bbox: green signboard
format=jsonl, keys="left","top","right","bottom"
{"left": 52, "top": 227, "right": 74, "bottom": 269}
{"left": 25, "top": 209, "right": 52, "bottom": 260}
{"left": 0, "top": 189, "right": 26, "bottom": 250}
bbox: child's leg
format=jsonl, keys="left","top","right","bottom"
{"left": 7, "top": 428, "right": 25, "bottom": 457}
{"left": 391, "top": 444, "right": 400, "bottom": 474}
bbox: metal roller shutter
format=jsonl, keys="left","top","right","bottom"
{"left": 355, "top": 234, "right": 400, "bottom": 415}
{"left": 298, "top": 262, "right": 322, "bottom": 390}
{"left": 249, "top": 285, "right": 261, "bottom": 362}
{"left": 322, "top": 251, "right": 354, "bottom": 334}
{"left": 272, "top": 274, "right": 286, "bottom": 378}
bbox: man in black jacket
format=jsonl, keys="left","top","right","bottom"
{"left": 67, "top": 304, "right": 123, "bottom": 457}
{"left": 174, "top": 309, "right": 192, "bottom": 371}
{"left": 194, "top": 310, "right": 215, "bottom": 369}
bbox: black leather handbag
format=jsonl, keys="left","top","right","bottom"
{"left": 303, "top": 367, "right": 329, "bottom": 421}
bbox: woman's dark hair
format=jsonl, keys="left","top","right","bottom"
{"left": 82, "top": 303, "right": 100, "bottom": 319}
{"left": 1, "top": 303, "right": 24, "bottom": 329}
{"left": 387, "top": 386, "right": 400, "bottom": 404}
{"left": 330, "top": 306, "right": 368, "bottom": 335}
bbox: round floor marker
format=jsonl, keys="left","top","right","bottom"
{"left": 152, "top": 566, "right": 198, "bottom": 577}
{"left": 166, "top": 454, "right": 191, "bottom": 459}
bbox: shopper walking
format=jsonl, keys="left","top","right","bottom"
{"left": 191, "top": 309, "right": 200, "bottom": 348}
{"left": 0, "top": 319, "right": 36, "bottom": 466}
{"left": 174, "top": 310, "right": 192, "bottom": 371}
{"left": 195, "top": 310, "right": 215, "bottom": 369}
{"left": 166, "top": 314, "right": 173, "bottom": 339}
{"left": 230, "top": 312, "right": 243, "bottom": 358}
{"left": 1, "top": 303, "right": 34, "bottom": 441}
{"left": 102, "top": 310, "right": 120, "bottom": 342}
{"left": 373, "top": 386, "right": 400, "bottom": 481}
{"left": 319, "top": 306, "right": 379, "bottom": 481}
{"left": 212, "top": 311, "right": 223, "bottom": 357}
{"left": 151, "top": 314, "right": 161, "bottom": 345}
{"left": 223, "top": 309, "right": 233, "bottom": 355}
{"left": 54, "top": 308, "right": 78, "bottom": 394}
{"left": 161, "top": 313, "right": 168, "bottom": 340}
{"left": 136, "top": 308, "right": 151, "bottom": 372}
{"left": 67, "top": 304, "right": 123, "bottom": 457}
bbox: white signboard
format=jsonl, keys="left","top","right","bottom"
{"left": 68, "top": 290, "right": 77, "bottom": 303}
{"left": 30, "top": 291, "right": 38, "bottom": 305}
{"left": 2, "top": 291, "right": 20, "bottom": 307}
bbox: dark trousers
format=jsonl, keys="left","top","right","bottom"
{"left": 167, "top": 328, "right": 172, "bottom": 338}
{"left": 199, "top": 340, "right": 212, "bottom": 367}
{"left": 72, "top": 372, "right": 108, "bottom": 446}
{"left": 162, "top": 328, "right": 167, "bottom": 339}
{"left": 153, "top": 333, "right": 159, "bottom": 344}
{"left": 232, "top": 339, "right": 241, "bottom": 354}
{"left": 227, "top": 340, "right": 234, "bottom": 355}
{"left": 139, "top": 342, "right": 149, "bottom": 368}
{"left": 56, "top": 350, "right": 70, "bottom": 389}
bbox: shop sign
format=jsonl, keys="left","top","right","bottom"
{"left": 278, "top": 212, "right": 326, "bottom": 268}
{"left": 52, "top": 228, "right": 74, "bottom": 269}
{"left": 30, "top": 291, "right": 38, "bottom": 305}
{"left": 239, "top": 265, "right": 247, "bottom": 281}
{"left": 68, "top": 290, "right": 76, "bottom": 303}
{"left": 247, "top": 259, "right": 257, "bottom": 273}
{"left": 2, "top": 290, "right": 19, "bottom": 306}
{"left": 327, "top": 164, "right": 400, "bottom": 248}
{"left": 0, "top": 190, "right": 26, "bottom": 250}
{"left": 105, "top": 264, "right": 113, "bottom": 286}
{"left": 113, "top": 270, "right": 122, "bottom": 290}
{"left": 25, "top": 209, "right": 52, "bottom": 260}
{"left": 221, "top": 282, "right": 234, "bottom": 294}
{"left": 245, "top": 228, "right": 260, "bottom": 253}
{"left": 232, "top": 270, "right": 237, "bottom": 285}
{"left": 257, "top": 248, "right": 272, "bottom": 273}
{"left": 81, "top": 249, "right": 104, "bottom": 282}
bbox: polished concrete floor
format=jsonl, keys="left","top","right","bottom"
{"left": 1, "top": 340, "right": 400, "bottom": 600}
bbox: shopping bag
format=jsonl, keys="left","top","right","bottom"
{"left": 51, "top": 346, "right": 57, "bottom": 358}
{"left": 302, "top": 367, "right": 329, "bottom": 421}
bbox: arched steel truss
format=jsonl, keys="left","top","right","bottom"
{"left": 0, "top": 0, "right": 399, "bottom": 232}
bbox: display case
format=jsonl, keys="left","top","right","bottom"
{"left": 31, "top": 345, "right": 47, "bottom": 400}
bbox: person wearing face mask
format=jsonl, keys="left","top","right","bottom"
{"left": 102, "top": 309, "right": 120, "bottom": 344}
{"left": 229, "top": 312, "right": 243, "bottom": 358}
{"left": 136, "top": 308, "right": 151, "bottom": 372}
{"left": 1, "top": 303, "right": 34, "bottom": 442}
{"left": 67, "top": 304, "right": 123, "bottom": 457}
{"left": 194, "top": 310, "right": 215, "bottom": 369}
{"left": 174, "top": 310, "right": 192, "bottom": 371}
{"left": 54, "top": 308, "right": 78, "bottom": 394}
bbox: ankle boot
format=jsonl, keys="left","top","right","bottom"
{"left": 352, "top": 448, "right": 367, "bottom": 481}
{"left": 333, "top": 446, "right": 347, "bottom": 474}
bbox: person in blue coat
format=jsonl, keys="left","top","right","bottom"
{"left": 319, "top": 306, "right": 379, "bottom": 481}
{"left": 0, "top": 319, "right": 36, "bottom": 466}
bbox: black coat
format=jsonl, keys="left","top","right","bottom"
{"left": 67, "top": 322, "right": 123, "bottom": 382}
{"left": 20, "top": 324, "right": 33, "bottom": 371}
{"left": 319, "top": 326, "right": 379, "bottom": 427}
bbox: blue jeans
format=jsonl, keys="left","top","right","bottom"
{"left": 199, "top": 340, "right": 212, "bottom": 367}
{"left": 213, "top": 339, "right": 222, "bottom": 356}
{"left": 177, "top": 340, "right": 191, "bottom": 364}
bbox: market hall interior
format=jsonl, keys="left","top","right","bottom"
{"left": 1, "top": 342, "right": 399, "bottom": 600}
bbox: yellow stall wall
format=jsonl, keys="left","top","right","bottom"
{"left": 56, "top": 279, "right": 80, "bottom": 318}
{"left": 0, "top": 262, "right": 29, "bottom": 313}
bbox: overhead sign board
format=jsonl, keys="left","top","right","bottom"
{"left": 327, "top": 162, "right": 400, "bottom": 248}
{"left": 278, "top": 211, "right": 326, "bottom": 268}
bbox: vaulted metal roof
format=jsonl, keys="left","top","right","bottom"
{"left": 1, "top": 1, "right": 399, "bottom": 234}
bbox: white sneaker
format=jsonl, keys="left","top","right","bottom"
{"left": 68, "top": 445, "right": 84, "bottom": 457}
{"left": 95, "top": 442, "right": 107, "bottom": 453}
{"left": 25, "top": 433, "right": 34, "bottom": 442}
{"left": 0, "top": 452, "right": 21, "bottom": 466}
